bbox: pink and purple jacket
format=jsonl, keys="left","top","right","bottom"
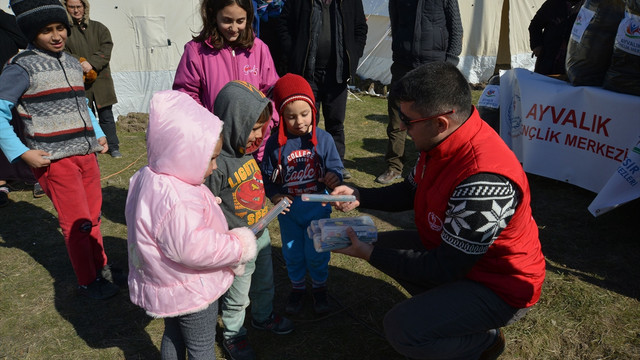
{"left": 173, "top": 38, "right": 280, "bottom": 162}
{"left": 125, "top": 90, "right": 257, "bottom": 318}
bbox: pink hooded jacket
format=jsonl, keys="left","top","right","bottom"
{"left": 172, "top": 38, "right": 279, "bottom": 162}
{"left": 125, "top": 90, "right": 257, "bottom": 318}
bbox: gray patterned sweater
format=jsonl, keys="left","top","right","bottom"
{"left": 11, "top": 48, "right": 103, "bottom": 160}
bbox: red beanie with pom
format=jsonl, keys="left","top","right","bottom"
{"left": 271, "top": 73, "right": 318, "bottom": 148}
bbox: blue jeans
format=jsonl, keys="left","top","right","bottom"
{"left": 375, "top": 230, "right": 530, "bottom": 360}
{"left": 278, "top": 197, "right": 331, "bottom": 283}
{"left": 221, "top": 229, "right": 275, "bottom": 339}
{"left": 161, "top": 301, "right": 218, "bottom": 360}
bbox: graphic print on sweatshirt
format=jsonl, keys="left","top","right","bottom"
{"left": 283, "top": 149, "right": 324, "bottom": 195}
{"left": 243, "top": 64, "right": 258, "bottom": 76}
{"left": 228, "top": 159, "right": 268, "bottom": 226}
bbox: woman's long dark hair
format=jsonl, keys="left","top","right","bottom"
{"left": 193, "top": 0, "right": 255, "bottom": 49}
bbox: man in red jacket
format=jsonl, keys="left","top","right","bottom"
{"left": 331, "top": 62, "right": 546, "bottom": 360}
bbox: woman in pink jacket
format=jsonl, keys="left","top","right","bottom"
{"left": 125, "top": 90, "right": 257, "bottom": 359}
{"left": 172, "top": 0, "right": 279, "bottom": 163}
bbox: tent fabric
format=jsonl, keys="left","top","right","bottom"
{"left": 2, "top": 0, "right": 544, "bottom": 116}
{"left": 357, "top": 0, "right": 544, "bottom": 85}
{"left": 1, "top": 0, "right": 200, "bottom": 117}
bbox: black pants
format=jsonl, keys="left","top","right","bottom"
{"left": 374, "top": 230, "right": 530, "bottom": 359}
{"left": 0, "top": 110, "right": 36, "bottom": 184}
{"left": 258, "top": 17, "right": 287, "bottom": 77}
{"left": 307, "top": 69, "right": 348, "bottom": 162}
{"left": 96, "top": 105, "right": 120, "bottom": 151}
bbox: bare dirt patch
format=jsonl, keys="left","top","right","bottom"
{"left": 117, "top": 113, "right": 149, "bottom": 133}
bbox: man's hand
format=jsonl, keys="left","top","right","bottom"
{"left": 20, "top": 149, "right": 51, "bottom": 168}
{"left": 330, "top": 185, "right": 360, "bottom": 212}
{"left": 98, "top": 136, "right": 109, "bottom": 154}
{"left": 332, "top": 227, "right": 374, "bottom": 261}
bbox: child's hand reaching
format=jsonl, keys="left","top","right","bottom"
{"left": 271, "top": 194, "right": 293, "bottom": 213}
{"left": 320, "top": 171, "right": 341, "bottom": 189}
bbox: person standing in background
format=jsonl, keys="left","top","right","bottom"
{"left": 529, "top": 0, "right": 585, "bottom": 76}
{"left": 375, "top": 0, "right": 462, "bottom": 184}
{"left": 278, "top": 0, "right": 368, "bottom": 179}
{"left": 0, "top": 9, "right": 42, "bottom": 205}
{"left": 0, "top": 9, "right": 27, "bottom": 67}
{"left": 253, "top": 0, "right": 287, "bottom": 76}
{"left": 62, "top": 0, "right": 122, "bottom": 158}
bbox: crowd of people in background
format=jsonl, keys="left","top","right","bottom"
{"left": 0, "top": 0, "right": 565, "bottom": 358}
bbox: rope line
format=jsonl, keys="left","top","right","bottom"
{"left": 100, "top": 151, "right": 146, "bottom": 181}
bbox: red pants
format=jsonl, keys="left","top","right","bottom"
{"left": 33, "top": 154, "right": 108, "bottom": 286}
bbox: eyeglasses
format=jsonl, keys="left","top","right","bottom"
{"left": 399, "top": 109, "right": 455, "bottom": 128}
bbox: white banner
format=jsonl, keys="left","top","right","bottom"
{"left": 500, "top": 68, "right": 640, "bottom": 193}
{"left": 588, "top": 137, "right": 640, "bottom": 216}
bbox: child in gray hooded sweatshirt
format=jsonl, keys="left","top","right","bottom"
{"left": 206, "top": 80, "right": 294, "bottom": 360}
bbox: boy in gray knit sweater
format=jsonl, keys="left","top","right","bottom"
{"left": 0, "top": 0, "right": 119, "bottom": 300}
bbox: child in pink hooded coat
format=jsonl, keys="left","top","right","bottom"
{"left": 125, "top": 90, "right": 257, "bottom": 359}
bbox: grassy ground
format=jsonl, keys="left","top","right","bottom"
{"left": 1, "top": 92, "right": 639, "bottom": 359}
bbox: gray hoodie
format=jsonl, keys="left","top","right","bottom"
{"left": 206, "top": 81, "right": 272, "bottom": 235}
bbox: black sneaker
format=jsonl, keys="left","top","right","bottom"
{"left": 109, "top": 149, "right": 122, "bottom": 158}
{"left": 251, "top": 312, "right": 294, "bottom": 335}
{"left": 285, "top": 289, "right": 306, "bottom": 315}
{"left": 100, "top": 264, "right": 128, "bottom": 288}
{"left": 312, "top": 287, "right": 330, "bottom": 315}
{"left": 223, "top": 335, "right": 256, "bottom": 360}
{"left": 33, "top": 182, "right": 45, "bottom": 198}
{"left": 0, "top": 187, "right": 9, "bottom": 208}
{"left": 77, "top": 278, "right": 119, "bottom": 300}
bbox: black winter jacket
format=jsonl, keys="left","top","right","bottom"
{"left": 278, "top": 0, "right": 368, "bottom": 80}
{"left": 528, "top": 0, "right": 584, "bottom": 75}
{"left": 389, "top": 0, "right": 462, "bottom": 67}
{"left": 0, "top": 10, "right": 28, "bottom": 74}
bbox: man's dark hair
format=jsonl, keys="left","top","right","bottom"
{"left": 390, "top": 62, "right": 472, "bottom": 123}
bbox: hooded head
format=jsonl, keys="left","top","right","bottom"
{"left": 147, "top": 90, "right": 223, "bottom": 185}
{"left": 10, "top": 0, "right": 71, "bottom": 42}
{"left": 213, "top": 81, "right": 271, "bottom": 157}
{"left": 271, "top": 73, "right": 317, "bottom": 148}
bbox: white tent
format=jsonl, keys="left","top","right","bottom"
{"left": 358, "top": 0, "right": 546, "bottom": 85}
{"left": 2, "top": 0, "right": 202, "bottom": 118}
{"left": 3, "top": 0, "right": 544, "bottom": 116}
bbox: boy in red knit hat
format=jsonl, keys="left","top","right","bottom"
{"left": 261, "top": 73, "right": 344, "bottom": 315}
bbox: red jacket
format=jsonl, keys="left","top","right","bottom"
{"left": 414, "top": 108, "right": 546, "bottom": 308}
